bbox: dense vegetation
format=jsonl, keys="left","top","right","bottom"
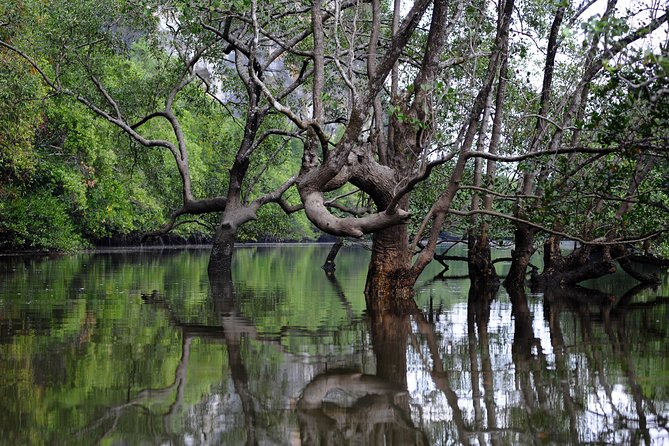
{"left": 0, "top": 1, "right": 316, "bottom": 251}
{"left": 1, "top": 0, "right": 668, "bottom": 307}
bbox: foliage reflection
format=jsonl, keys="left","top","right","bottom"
{"left": 0, "top": 247, "right": 667, "bottom": 445}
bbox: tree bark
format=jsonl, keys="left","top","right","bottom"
{"left": 617, "top": 255, "right": 661, "bottom": 284}
{"left": 535, "top": 244, "right": 617, "bottom": 287}
{"left": 208, "top": 224, "right": 236, "bottom": 275}
{"left": 536, "top": 242, "right": 660, "bottom": 287}
{"left": 503, "top": 224, "right": 536, "bottom": 288}
{"left": 364, "top": 223, "right": 414, "bottom": 314}
{"left": 467, "top": 231, "right": 499, "bottom": 289}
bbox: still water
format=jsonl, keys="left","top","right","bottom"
{"left": 0, "top": 245, "right": 667, "bottom": 445}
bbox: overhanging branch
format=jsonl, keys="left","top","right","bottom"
{"left": 448, "top": 208, "right": 666, "bottom": 246}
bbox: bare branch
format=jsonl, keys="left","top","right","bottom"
{"left": 277, "top": 197, "right": 304, "bottom": 214}
{"left": 244, "top": 136, "right": 294, "bottom": 203}
{"left": 142, "top": 197, "right": 228, "bottom": 241}
{"left": 131, "top": 111, "right": 171, "bottom": 130}
{"left": 301, "top": 189, "right": 409, "bottom": 237}
{"left": 90, "top": 74, "right": 123, "bottom": 119}
{"left": 387, "top": 149, "right": 460, "bottom": 211}
{"left": 459, "top": 185, "right": 539, "bottom": 201}
{"left": 467, "top": 146, "right": 617, "bottom": 163}
{"left": 325, "top": 188, "right": 362, "bottom": 204}
{"left": 251, "top": 175, "right": 298, "bottom": 208}
{"left": 448, "top": 209, "right": 666, "bottom": 246}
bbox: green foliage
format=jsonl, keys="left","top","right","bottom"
{"left": 0, "top": 0, "right": 306, "bottom": 251}
{"left": 0, "top": 189, "right": 87, "bottom": 250}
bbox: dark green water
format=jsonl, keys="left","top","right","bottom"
{"left": 0, "top": 245, "right": 667, "bottom": 445}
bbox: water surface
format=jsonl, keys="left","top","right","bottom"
{"left": 0, "top": 245, "right": 667, "bottom": 445}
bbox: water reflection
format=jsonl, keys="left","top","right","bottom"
{"left": 0, "top": 247, "right": 667, "bottom": 445}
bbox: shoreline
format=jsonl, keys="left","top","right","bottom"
{"left": 0, "top": 241, "right": 347, "bottom": 257}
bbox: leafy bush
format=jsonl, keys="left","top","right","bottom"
{"left": 0, "top": 189, "right": 88, "bottom": 251}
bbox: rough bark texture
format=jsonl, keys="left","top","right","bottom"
{"left": 364, "top": 223, "right": 415, "bottom": 314}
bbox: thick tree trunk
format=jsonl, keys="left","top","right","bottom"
{"left": 503, "top": 224, "right": 536, "bottom": 288}
{"left": 364, "top": 223, "right": 414, "bottom": 314}
{"left": 208, "top": 223, "right": 236, "bottom": 275}
{"left": 617, "top": 254, "right": 661, "bottom": 284}
{"left": 626, "top": 253, "right": 669, "bottom": 267}
{"left": 467, "top": 230, "right": 499, "bottom": 290}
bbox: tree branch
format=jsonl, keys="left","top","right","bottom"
{"left": 448, "top": 208, "right": 666, "bottom": 246}
{"left": 142, "top": 197, "right": 228, "bottom": 241}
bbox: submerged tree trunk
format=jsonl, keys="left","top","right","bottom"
{"left": 364, "top": 223, "right": 414, "bottom": 314}
{"left": 539, "top": 244, "right": 616, "bottom": 287}
{"left": 504, "top": 224, "right": 536, "bottom": 288}
{"left": 208, "top": 223, "right": 236, "bottom": 275}
{"left": 322, "top": 237, "right": 344, "bottom": 274}
{"left": 535, "top": 240, "right": 660, "bottom": 287}
{"left": 467, "top": 230, "right": 499, "bottom": 289}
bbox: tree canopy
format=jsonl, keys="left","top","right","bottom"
{"left": 1, "top": 0, "right": 668, "bottom": 305}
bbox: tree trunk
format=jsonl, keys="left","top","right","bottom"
{"left": 503, "top": 224, "right": 536, "bottom": 288}
{"left": 467, "top": 229, "right": 499, "bottom": 290}
{"left": 322, "top": 237, "right": 344, "bottom": 274}
{"left": 617, "top": 254, "right": 661, "bottom": 284}
{"left": 534, "top": 244, "right": 616, "bottom": 287}
{"left": 535, "top": 243, "right": 660, "bottom": 287}
{"left": 364, "top": 223, "right": 414, "bottom": 314}
{"left": 535, "top": 246, "right": 616, "bottom": 286}
{"left": 208, "top": 223, "right": 236, "bottom": 275}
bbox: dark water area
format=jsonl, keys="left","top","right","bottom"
{"left": 0, "top": 245, "right": 667, "bottom": 445}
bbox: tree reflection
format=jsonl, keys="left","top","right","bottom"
{"left": 412, "top": 281, "right": 508, "bottom": 445}
{"left": 406, "top": 277, "right": 669, "bottom": 445}
{"left": 296, "top": 299, "right": 429, "bottom": 445}
{"left": 508, "top": 283, "right": 577, "bottom": 444}
{"left": 209, "top": 271, "right": 259, "bottom": 446}
{"left": 542, "top": 282, "right": 668, "bottom": 445}
{"left": 4, "top": 250, "right": 667, "bottom": 445}
{"left": 467, "top": 281, "right": 499, "bottom": 446}
{"left": 76, "top": 269, "right": 267, "bottom": 445}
